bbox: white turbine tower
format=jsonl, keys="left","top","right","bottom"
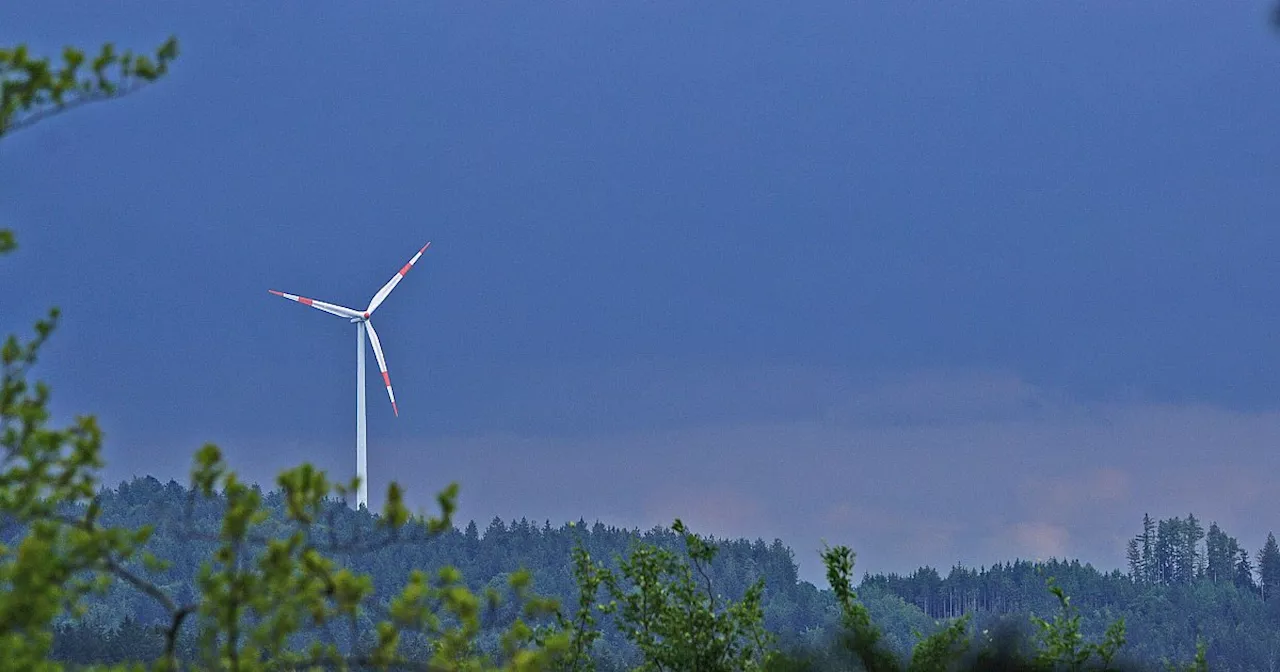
{"left": 269, "top": 242, "right": 430, "bottom": 509}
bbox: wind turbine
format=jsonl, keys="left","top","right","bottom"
{"left": 268, "top": 242, "right": 430, "bottom": 509}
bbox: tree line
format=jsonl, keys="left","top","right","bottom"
{"left": 1125, "top": 513, "right": 1280, "bottom": 598}
{"left": 19, "top": 477, "right": 1279, "bottom": 670}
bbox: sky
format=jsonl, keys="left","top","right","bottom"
{"left": 3, "top": 3, "right": 1279, "bottom": 583}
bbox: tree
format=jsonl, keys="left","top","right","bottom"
{"left": 0, "top": 38, "right": 177, "bottom": 138}
{"left": 1, "top": 36, "right": 181, "bottom": 670}
{"left": 596, "top": 519, "right": 775, "bottom": 672}
{"left": 1180, "top": 514, "right": 1205, "bottom": 584}
{"left": 1126, "top": 539, "right": 1142, "bottom": 582}
{"left": 1204, "top": 523, "right": 1234, "bottom": 584}
{"left": 1154, "top": 518, "right": 1176, "bottom": 585}
{"left": 1237, "top": 545, "right": 1258, "bottom": 593}
{"left": 1141, "top": 513, "right": 1156, "bottom": 584}
{"left": 1260, "top": 532, "right": 1280, "bottom": 602}
{"left": 1028, "top": 579, "right": 1127, "bottom": 671}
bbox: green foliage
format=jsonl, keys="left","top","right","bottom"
{"left": 0, "top": 37, "right": 178, "bottom": 137}
{"left": 859, "top": 513, "right": 1280, "bottom": 671}
{"left": 822, "top": 545, "right": 902, "bottom": 672}
{"left": 32, "top": 484, "right": 828, "bottom": 667}
{"left": 907, "top": 616, "right": 969, "bottom": 672}
{"left": 1164, "top": 641, "right": 1208, "bottom": 672}
{"left": 4, "top": 343, "right": 569, "bottom": 671}
{"left": 1028, "top": 579, "right": 1126, "bottom": 671}
{"left": 132, "top": 444, "right": 575, "bottom": 670}
{"left": 819, "top": 550, "right": 1160, "bottom": 672}
{"left": 541, "top": 545, "right": 606, "bottom": 672}
{"left": 0, "top": 36, "right": 181, "bottom": 671}
{"left": 1258, "top": 533, "right": 1280, "bottom": 602}
{"left": 596, "top": 519, "right": 775, "bottom": 672}
{"left": 1, "top": 299, "right": 152, "bottom": 669}
{"left": 1, "top": 293, "right": 569, "bottom": 670}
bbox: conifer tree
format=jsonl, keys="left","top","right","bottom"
{"left": 1154, "top": 518, "right": 1176, "bottom": 585}
{"left": 1180, "top": 514, "right": 1204, "bottom": 584}
{"left": 1237, "top": 545, "right": 1258, "bottom": 593}
{"left": 1141, "top": 513, "right": 1156, "bottom": 583}
{"left": 1205, "top": 523, "right": 1233, "bottom": 583}
{"left": 1126, "top": 539, "right": 1142, "bottom": 581}
{"left": 1259, "top": 532, "right": 1280, "bottom": 601}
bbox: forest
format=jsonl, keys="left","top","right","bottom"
{"left": 20, "top": 477, "right": 1280, "bottom": 671}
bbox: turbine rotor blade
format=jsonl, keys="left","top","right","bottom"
{"left": 365, "top": 242, "right": 430, "bottom": 316}
{"left": 269, "top": 290, "right": 362, "bottom": 319}
{"left": 364, "top": 320, "right": 399, "bottom": 417}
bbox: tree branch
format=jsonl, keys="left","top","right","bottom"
{"left": 1, "top": 81, "right": 152, "bottom": 137}
{"left": 102, "top": 555, "right": 176, "bottom": 614}
{"left": 164, "top": 604, "right": 197, "bottom": 662}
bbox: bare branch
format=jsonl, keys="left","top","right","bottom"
{"left": 164, "top": 604, "right": 197, "bottom": 663}
{"left": 102, "top": 556, "right": 177, "bottom": 614}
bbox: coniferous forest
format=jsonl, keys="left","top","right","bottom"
{"left": 27, "top": 477, "right": 1280, "bottom": 671}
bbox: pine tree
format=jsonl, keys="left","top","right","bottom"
{"left": 1205, "top": 523, "right": 1233, "bottom": 583}
{"left": 1126, "top": 538, "right": 1142, "bottom": 581}
{"left": 1152, "top": 514, "right": 1162, "bottom": 581}
{"left": 1236, "top": 544, "right": 1258, "bottom": 593}
{"left": 1180, "top": 514, "right": 1204, "bottom": 584}
{"left": 1259, "top": 532, "right": 1280, "bottom": 601}
{"left": 1155, "top": 518, "right": 1176, "bottom": 585}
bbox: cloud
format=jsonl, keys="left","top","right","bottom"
{"left": 1017, "top": 467, "right": 1133, "bottom": 518}
{"left": 643, "top": 485, "right": 768, "bottom": 537}
{"left": 821, "top": 369, "right": 1058, "bottom": 427}
{"left": 1007, "top": 522, "right": 1070, "bottom": 560}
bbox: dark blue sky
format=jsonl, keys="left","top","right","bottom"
{"left": 3, "top": 3, "right": 1278, "bottom": 580}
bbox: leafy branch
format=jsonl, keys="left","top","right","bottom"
{"left": 0, "top": 37, "right": 178, "bottom": 137}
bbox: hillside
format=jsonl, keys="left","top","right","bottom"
{"left": 27, "top": 478, "right": 1280, "bottom": 670}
